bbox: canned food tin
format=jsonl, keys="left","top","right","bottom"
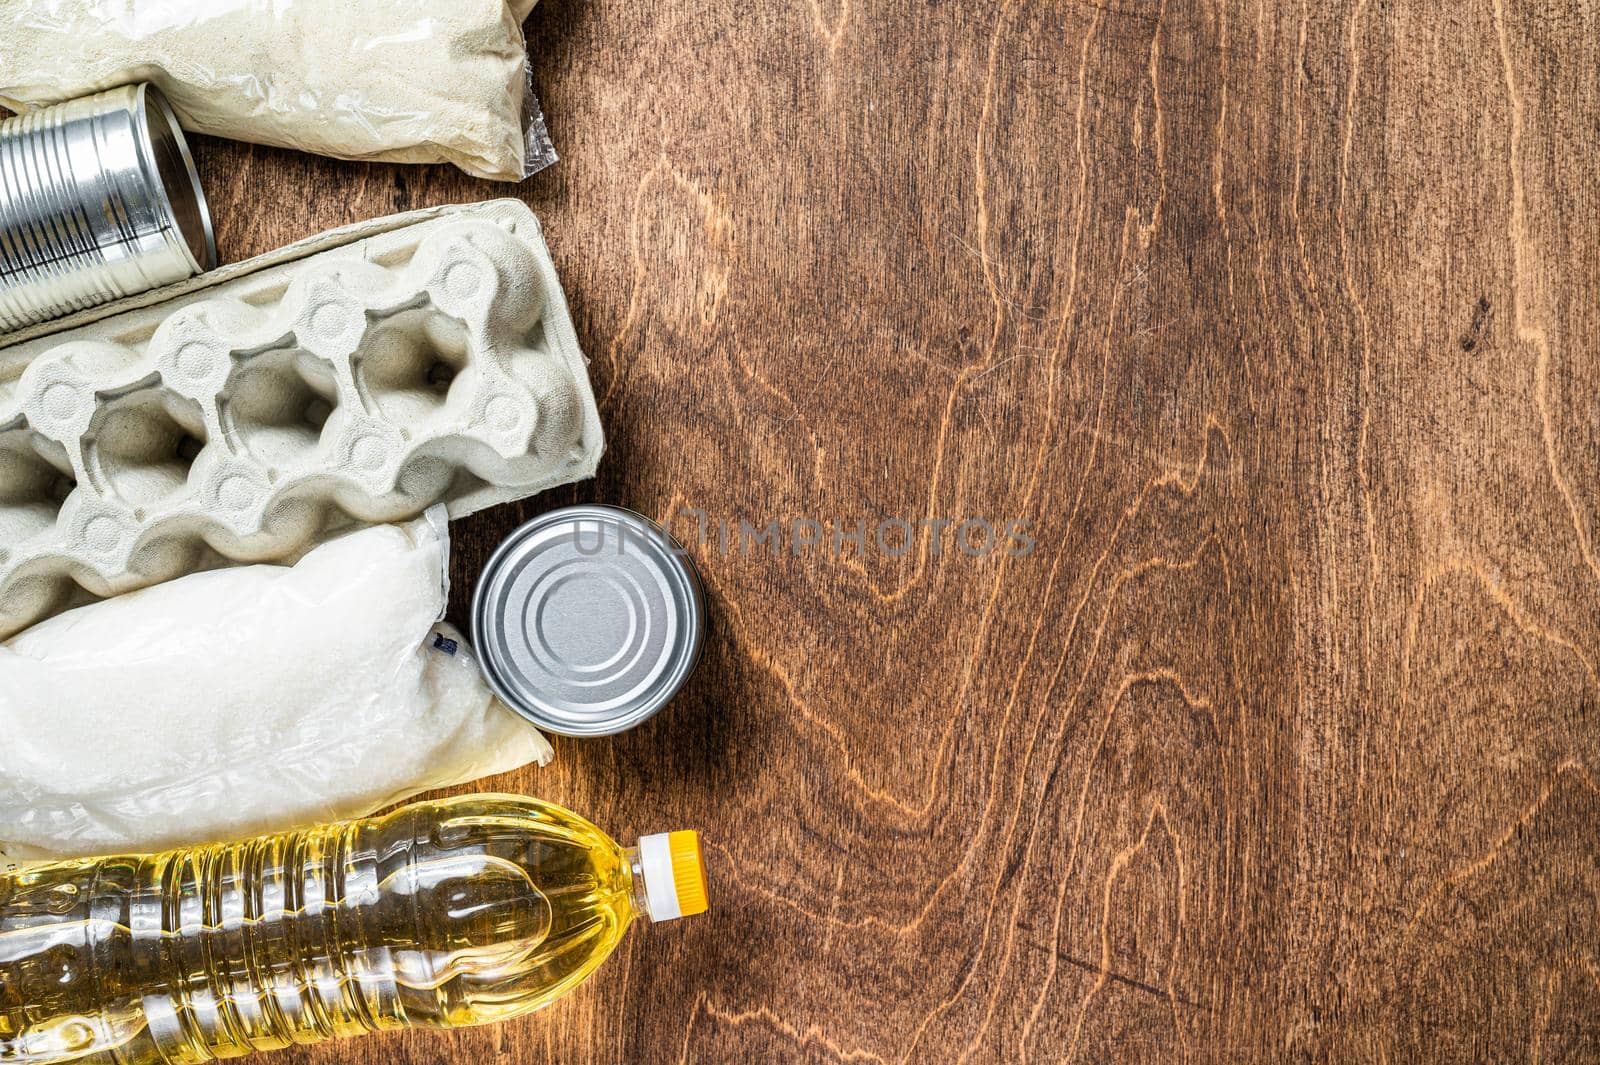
{"left": 0, "top": 83, "right": 216, "bottom": 334}
{"left": 472, "top": 505, "right": 706, "bottom": 737}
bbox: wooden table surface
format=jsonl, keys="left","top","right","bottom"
{"left": 189, "top": 0, "right": 1599, "bottom": 1061}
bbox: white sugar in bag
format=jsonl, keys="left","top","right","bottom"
{"left": 0, "top": 509, "right": 552, "bottom": 862}
{"left": 0, "top": 0, "right": 553, "bottom": 180}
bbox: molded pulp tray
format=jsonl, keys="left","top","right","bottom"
{"left": 0, "top": 200, "right": 604, "bottom": 639}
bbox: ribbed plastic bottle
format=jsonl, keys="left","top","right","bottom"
{"left": 0, "top": 794, "right": 708, "bottom": 1064}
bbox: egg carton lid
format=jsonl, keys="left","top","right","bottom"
{"left": 0, "top": 199, "right": 604, "bottom": 637}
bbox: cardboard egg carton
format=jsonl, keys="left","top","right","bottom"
{"left": 0, "top": 200, "right": 603, "bottom": 638}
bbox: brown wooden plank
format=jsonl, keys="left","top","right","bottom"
{"left": 118, "top": 0, "right": 1600, "bottom": 1059}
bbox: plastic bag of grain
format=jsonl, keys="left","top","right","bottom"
{"left": 0, "top": 508, "right": 553, "bottom": 863}
{"left": 0, "top": 0, "right": 556, "bottom": 181}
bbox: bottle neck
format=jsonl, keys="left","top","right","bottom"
{"left": 624, "top": 846, "right": 656, "bottom": 924}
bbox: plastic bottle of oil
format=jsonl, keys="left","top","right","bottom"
{"left": 0, "top": 793, "right": 707, "bottom": 1064}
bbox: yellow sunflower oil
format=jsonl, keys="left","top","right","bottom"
{"left": 0, "top": 794, "right": 707, "bottom": 1064}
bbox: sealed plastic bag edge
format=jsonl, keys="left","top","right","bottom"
{"left": 521, "top": 73, "right": 560, "bottom": 179}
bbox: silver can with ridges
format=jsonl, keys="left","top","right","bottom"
{"left": 0, "top": 83, "right": 216, "bottom": 334}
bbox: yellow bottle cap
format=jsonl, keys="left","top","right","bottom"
{"left": 668, "top": 831, "right": 708, "bottom": 917}
{"left": 638, "top": 831, "right": 709, "bottom": 921}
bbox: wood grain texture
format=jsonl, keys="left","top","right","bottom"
{"left": 184, "top": 0, "right": 1599, "bottom": 1060}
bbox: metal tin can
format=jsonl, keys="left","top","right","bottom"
{"left": 472, "top": 505, "right": 706, "bottom": 737}
{"left": 0, "top": 83, "right": 216, "bottom": 334}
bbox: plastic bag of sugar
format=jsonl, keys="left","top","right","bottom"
{"left": 0, "top": 0, "right": 557, "bottom": 181}
{"left": 0, "top": 508, "right": 552, "bottom": 860}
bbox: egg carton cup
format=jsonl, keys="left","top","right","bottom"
{"left": 0, "top": 200, "right": 603, "bottom": 638}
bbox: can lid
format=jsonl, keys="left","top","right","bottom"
{"left": 472, "top": 505, "right": 705, "bottom": 737}
{"left": 131, "top": 84, "right": 217, "bottom": 273}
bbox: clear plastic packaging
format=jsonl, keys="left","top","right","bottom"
{"left": 0, "top": 0, "right": 556, "bottom": 181}
{"left": 0, "top": 510, "right": 554, "bottom": 865}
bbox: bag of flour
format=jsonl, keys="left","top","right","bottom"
{"left": 0, "top": 509, "right": 553, "bottom": 863}
{"left": 0, "top": 0, "right": 555, "bottom": 181}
